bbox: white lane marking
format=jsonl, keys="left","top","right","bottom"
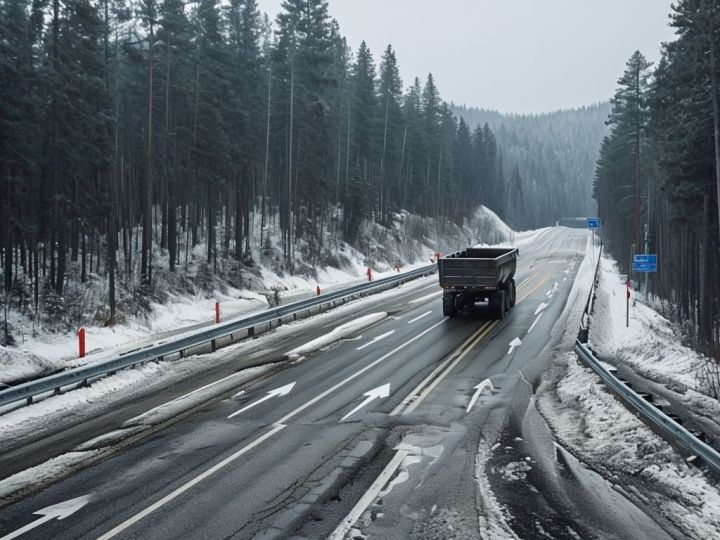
{"left": 407, "top": 311, "right": 432, "bottom": 324}
{"left": 340, "top": 384, "right": 391, "bottom": 421}
{"left": 466, "top": 379, "right": 494, "bottom": 413}
{"left": 97, "top": 424, "right": 286, "bottom": 540}
{"left": 1, "top": 496, "right": 92, "bottom": 540}
{"left": 389, "top": 321, "right": 491, "bottom": 416}
{"left": 329, "top": 450, "right": 409, "bottom": 540}
{"left": 356, "top": 330, "right": 395, "bottom": 351}
{"left": 527, "top": 312, "right": 544, "bottom": 334}
{"left": 409, "top": 291, "right": 441, "bottom": 304}
{"left": 534, "top": 302, "right": 549, "bottom": 316}
{"left": 275, "top": 319, "right": 448, "bottom": 425}
{"left": 401, "top": 321, "right": 499, "bottom": 415}
{"left": 227, "top": 383, "right": 296, "bottom": 419}
{"left": 507, "top": 337, "right": 522, "bottom": 355}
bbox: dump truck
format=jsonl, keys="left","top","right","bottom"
{"left": 438, "top": 247, "right": 519, "bottom": 319}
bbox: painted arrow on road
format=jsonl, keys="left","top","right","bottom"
{"left": 507, "top": 337, "right": 522, "bottom": 355}
{"left": 1, "top": 495, "right": 91, "bottom": 540}
{"left": 228, "top": 383, "right": 296, "bottom": 419}
{"left": 341, "top": 384, "right": 391, "bottom": 421}
{"left": 466, "top": 379, "right": 494, "bottom": 413}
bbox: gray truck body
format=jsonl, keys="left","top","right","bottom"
{"left": 438, "top": 246, "right": 519, "bottom": 318}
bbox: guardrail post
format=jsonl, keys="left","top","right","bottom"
{"left": 26, "top": 396, "right": 33, "bottom": 405}
{"left": 211, "top": 339, "right": 217, "bottom": 352}
{"left": 248, "top": 327, "right": 255, "bottom": 338}
{"left": 78, "top": 327, "right": 86, "bottom": 358}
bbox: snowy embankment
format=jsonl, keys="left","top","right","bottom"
{"left": 2, "top": 206, "right": 512, "bottom": 384}
{"left": 590, "top": 256, "right": 720, "bottom": 405}
{"left": 537, "top": 244, "right": 720, "bottom": 539}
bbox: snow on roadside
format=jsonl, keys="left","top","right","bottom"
{"left": 535, "top": 237, "right": 720, "bottom": 539}
{"left": 541, "top": 352, "right": 720, "bottom": 540}
{"left": 589, "top": 256, "right": 720, "bottom": 421}
{"left": 590, "top": 256, "right": 714, "bottom": 393}
{"left": 0, "top": 347, "right": 64, "bottom": 385}
{"left": 285, "top": 313, "right": 387, "bottom": 359}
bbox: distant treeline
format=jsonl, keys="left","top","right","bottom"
{"left": 452, "top": 103, "right": 610, "bottom": 229}
{"left": 1, "top": 0, "right": 511, "bottom": 324}
{"left": 594, "top": 0, "right": 720, "bottom": 350}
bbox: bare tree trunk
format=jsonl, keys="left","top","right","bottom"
{"left": 141, "top": 17, "right": 155, "bottom": 288}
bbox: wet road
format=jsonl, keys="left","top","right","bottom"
{"left": 0, "top": 228, "right": 676, "bottom": 539}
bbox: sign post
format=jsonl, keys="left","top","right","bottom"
{"left": 587, "top": 218, "right": 601, "bottom": 264}
{"left": 632, "top": 254, "right": 657, "bottom": 273}
{"left": 628, "top": 254, "right": 658, "bottom": 327}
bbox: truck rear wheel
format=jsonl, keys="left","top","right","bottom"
{"left": 489, "top": 291, "right": 505, "bottom": 320}
{"left": 443, "top": 292, "right": 458, "bottom": 317}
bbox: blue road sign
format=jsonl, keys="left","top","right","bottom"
{"left": 587, "top": 218, "right": 601, "bottom": 230}
{"left": 632, "top": 254, "right": 657, "bottom": 273}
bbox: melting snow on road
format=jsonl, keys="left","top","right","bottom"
{"left": 285, "top": 313, "right": 387, "bottom": 359}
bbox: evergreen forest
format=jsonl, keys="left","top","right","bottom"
{"left": 594, "top": 0, "right": 720, "bottom": 353}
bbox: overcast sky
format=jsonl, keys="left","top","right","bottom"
{"left": 256, "top": 0, "right": 676, "bottom": 114}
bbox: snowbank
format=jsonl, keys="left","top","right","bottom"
{"left": 0, "top": 347, "right": 63, "bottom": 385}
{"left": 285, "top": 313, "right": 387, "bottom": 359}
{"left": 543, "top": 353, "right": 720, "bottom": 539}
{"left": 590, "top": 256, "right": 719, "bottom": 401}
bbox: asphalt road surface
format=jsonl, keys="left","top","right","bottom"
{"left": 0, "top": 227, "right": 675, "bottom": 539}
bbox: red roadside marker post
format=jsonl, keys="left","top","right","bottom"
{"left": 367, "top": 267, "right": 373, "bottom": 282}
{"left": 316, "top": 285, "right": 321, "bottom": 296}
{"left": 78, "top": 327, "right": 86, "bottom": 359}
{"left": 626, "top": 280, "right": 631, "bottom": 328}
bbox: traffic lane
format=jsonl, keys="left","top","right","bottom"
{"left": 0, "top": 256, "right": 555, "bottom": 539}
{"left": 215, "top": 249, "right": 558, "bottom": 429}
{"left": 0, "top": 272, "right": 443, "bottom": 478}
{"left": 0, "top": 304, "right": 469, "bottom": 538}
{"left": 0, "top": 227, "right": 576, "bottom": 536}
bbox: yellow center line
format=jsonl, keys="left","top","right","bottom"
{"left": 396, "top": 264, "right": 559, "bottom": 415}
{"left": 517, "top": 272, "right": 554, "bottom": 304}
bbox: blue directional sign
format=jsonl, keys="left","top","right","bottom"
{"left": 587, "top": 218, "right": 602, "bottom": 230}
{"left": 632, "top": 254, "right": 657, "bottom": 273}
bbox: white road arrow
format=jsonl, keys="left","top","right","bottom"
{"left": 466, "top": 379, "right": 494, "bottom": 413}
{"left": 1, "top": 495, "right": 91, "bottom": 540}
{"left": 228, "top": 383, "right": 296, "bottom": 419}
{"left": 341, "top": 384, "right": 391, "bottom": 421}
{"left": 507, "top": 337, "right": 522, "bottom": 355}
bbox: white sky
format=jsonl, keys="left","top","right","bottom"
{"left": 256, "top": 0, "right": 676, "bottom": 114}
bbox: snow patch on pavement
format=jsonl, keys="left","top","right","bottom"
{"left": 122, "top": 365, "right": 274, "bottom": 428}
{"left": 285, "top": 313, "right": 387, "bottom": 358}
{"left": 475, "top": 441, "right": 520, "bottom": 540}
{"left": 0, "top": 451, "right": 101, "bottom": 500}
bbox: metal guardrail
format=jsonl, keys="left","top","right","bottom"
{"left": 578, "top": 241, "right": 602, "bottom": 343}
{"left": 0, "top": 265, "right": 437, "bottom": 409}
{"left": 574, "top": 238, "right": 720, "bottom": 476}
{"left": 574, "top": 341, "right": 720, "bottom": 476}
